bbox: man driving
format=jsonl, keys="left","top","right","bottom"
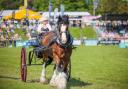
{"left": 37, "top": 16, "right": 52, "bottom": 34}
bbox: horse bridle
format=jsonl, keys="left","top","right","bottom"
{"left": 56, "top": 27, "right": 73, "bottom": 48}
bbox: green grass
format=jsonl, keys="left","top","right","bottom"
{"left": 0, "top": 46, "right": 128, "bottom": 89}
{"left": 5, "top": 26, "right": 96, "bottom": 41}
{"left": 69, "top": 27, "right": 97, "bottom": 39}
{"left": 14, "top": 29, "right": 28, "bottom": 40}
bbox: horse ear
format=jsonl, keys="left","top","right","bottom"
{"left": 59, "top": 15, "right": 62, "bottom": 20}
{"left": 58, "top": 15, "right": 62, "bottom": 22}
{"left": 57, "top": 15, "right": 61, "bottom": 25}
{"left": 66, "top": 15, "right": 69, "bottom": 24}
{"left": 67, "top": 15, "right": 69, "bottom": 20}
{"left": 64, "top": 15, "right": 68, "bottom": 20}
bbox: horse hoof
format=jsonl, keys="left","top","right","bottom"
{"left": 40, "top": 78, "right": 48, "bottom": 84}
{"left": 49, "top": 80, "right": 56, "bottom": 86}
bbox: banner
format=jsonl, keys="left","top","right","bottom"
{"left": 119, "top": 40, "right": 128, "bottom": 48}
{"left": 84, "top": 39, "right": 98, "bottom": 46}
{"left": 73, "top": 40, "right": 81, "bottom": 45}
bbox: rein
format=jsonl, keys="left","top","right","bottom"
{"left": 38, "top": 15, "right": 73, "bottom": 50}
{"left": 56, "top": 31, "right": 73, "bottom": 48}
{"left": 37, "top": 30, "right": 73, "bottom": 50}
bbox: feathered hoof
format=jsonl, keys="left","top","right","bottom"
{"left": 49, "top": 79, "right": 56, "bottom": 87}
{"left": 56, "top": 72, "right": 67, "bottom": 89}
{"left": 40, "top": 78, "right": 48, "bottom": 84}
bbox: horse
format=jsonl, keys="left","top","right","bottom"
{"left": 39, "top": 15, "right": 73, "bottom": 89}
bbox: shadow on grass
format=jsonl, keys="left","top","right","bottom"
{"left": 0, "top": 75, "right": 40, "bottom": 83}
{"left": 27, "top": 64, "right": 43, "bottom": 66}
{"left": 27, "top": 79, "right": 40, "bottom": 83}
{"left": 67, "top": 78, "right": 92, "bottom": 89}
{"left": 0, "top": 75, "right": 20, "bottom": 80}
{"left": 27, "top": 63, "right": 55, "bottom": 66}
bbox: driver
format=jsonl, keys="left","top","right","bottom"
{"left": 37, "top": 16, "right": 52, "bottom": 45}
{"left": 37, "top": 16, "right": 52, "bottom": 34}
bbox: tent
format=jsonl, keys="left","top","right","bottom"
{"left": 3, "top": 9, "right": 41, "bottom": 20}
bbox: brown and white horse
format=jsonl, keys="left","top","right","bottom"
{"left": 40, "top": 15, "right": 73, "bottom": 89}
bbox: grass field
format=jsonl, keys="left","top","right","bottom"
{"left": 0, "top": 46, "right": 128, "bottom": 89}
{"left": 69, "top": 27, "right": 97, "bottom": 39}
{"left": 11, "top": 26, "right": 97, "bottom": 40}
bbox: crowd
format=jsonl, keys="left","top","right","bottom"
{"left": 94, "top": 20, "right": 128, "bottom": 41}
{"left": 0, "top": 18, "right": 39, "bottom": 47}
{"left": 0, "top": 17, "right": 128, "bottom": 47}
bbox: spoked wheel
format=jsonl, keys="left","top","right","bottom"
{"left": 28, "top": 50, "right": 34, "bottom": 65}
{"left": 67, "top": 60, "right": 71, "bottom": 81}
{"left": 21, "top": 47, "right": 27, "bottom": 82}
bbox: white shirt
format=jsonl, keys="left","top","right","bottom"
{"left": 37, "top": 23, "right": 52, "bottom": 33}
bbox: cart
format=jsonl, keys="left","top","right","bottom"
{"left": 20, "top": 39, "right": 71, "bottom": 82}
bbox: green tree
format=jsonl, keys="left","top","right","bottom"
{"left": 63, "top": 0, "right": 88, "bottom": 11}
{"left": 118, "top": 0, "right": 128, "bottom": 14}
{"left": 0, "top": 0, "right": 90, "bottom": 12}
{"left": 97, "top": 0, "right": 128, "bottom": 14}
{"left": 0, "top": 0, "right": 23, "bottom": 10}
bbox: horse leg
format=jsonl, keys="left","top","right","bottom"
{"left": 49, "top": 65, "right": 58, "bottom": 86}
{"left": 45, "top": 56, "right": 53, "bottom": 66}
{"left": 63, "top": 58, "right": 70, "bottom": 81}
{"left": 53, "top": 63, "right": 67, "bottom": 89}
{"left": 40, "top": 62, "right": 48, "bottom": 84}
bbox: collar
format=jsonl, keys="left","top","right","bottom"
{"left": 56, "top": 33, "right": 73, "bottom": 48}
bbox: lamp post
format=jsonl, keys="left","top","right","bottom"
{"left": 24, "top": 0, "right": 30, "bottom": 39}
{"left": 49, "top": 0, "right": 52, "bottom": 19}
{"left": 60, "top": 4, "right": 65, "bottom": 16}
{"left": 93, "top": 0, "right": 99, "bottom": 16}
{"left": 24, "top": 0, "right": 28, "bottom": 19}
{"left": 24, "top": 0, "right": 28, "bottom": 8}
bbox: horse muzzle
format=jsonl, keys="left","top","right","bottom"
{"left": 61, "top": 32, "right": 67, "bottom": 44}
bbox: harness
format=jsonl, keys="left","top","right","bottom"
{"left": 39, "top": 30, "right": 73, "bottom": 47}
{"left": 37, "top": 28, "right": 49, "bottom": 45}
{"left": 56, "top": 31, "right": 73, "bottom": 48}
{"left": 34, "top": 31, "right": 73, "bottom": 58}
{"left": 35, "top": 15, "right": 73, "bottom": 57}
{"left": 41, "top": 28, "right": 49, "bottom": 32}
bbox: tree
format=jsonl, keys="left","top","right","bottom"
{"left": 63, "top": 0, "right": 88, "bottom": 11}
{"left": 0, "top": 0, "right": 23, "bottom": 10}
{"left": 97, "top": 0, "right": 128, "bottom": 14}
{"left": 0, "top": 0, "right": 90, "bottom": 12}
{"left": 1, "top": 0, "right": 127, "bottom": 15}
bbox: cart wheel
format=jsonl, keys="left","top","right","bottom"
{"left": 67, "top": 60, "right": 71, "bottom": 81}
{"left": 28, "top": 50, "right": 34, "bottom": 65}
{"left": 21, "top": 47, "right": 27, "bottom": 82}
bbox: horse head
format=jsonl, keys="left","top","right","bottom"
{"left": 57, "top": 15, "right": 70, "bottom": 44}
